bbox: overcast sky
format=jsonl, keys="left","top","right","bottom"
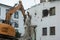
{"left": 0, "top": 0, "right": 40, "bottom": 9}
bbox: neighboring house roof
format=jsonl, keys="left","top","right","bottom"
{"left": 0, "top": 3, "right": 12, "bottom": 7}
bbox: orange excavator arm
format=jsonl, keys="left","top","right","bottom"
{"left": 0, "top": 0, "right": 26, "bottom": 38}
{"left": 5, "top": 1, "right": 25, "bottom": 24}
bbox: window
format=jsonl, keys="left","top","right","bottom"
{"left": 14, "top": 12, "right": 19, "bottom": 19}
{"left": 0, "top": 8, "right": 1, "bottom": 15}
{"left": 35, "top": 13, "right": 37, "bottom": 16}
{"left": 50, "top": 7, "right": 55, "bottom": 16}
{"left": 40, "top": 0, "right": 46, "bottom": 3}
{"left": 42, "top": 28, "right": 47, "bottom": 35}
{"left": 42, "top": 9, "right": 48, "bottom": 17}
{"left": 50, "top": 27, "right": 55, "bottom": 35}
{"left": 6, "top": 9, "right": 9, "bottom": 15}
{"left": 6, "top": 9, "right": 9, "bottom": 13}
{"left": 14, "top": 22, "right": 18, "bottom": 28}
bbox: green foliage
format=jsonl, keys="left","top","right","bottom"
{"left": 15, "top": 31, "right": 21, "bottom": 38}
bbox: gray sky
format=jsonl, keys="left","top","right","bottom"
{"left": 0, "top": 0, "right": 40, "bottom": 9}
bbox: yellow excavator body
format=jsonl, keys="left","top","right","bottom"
{"left": 0, "top": 23, "right": 15, "bottom": 37}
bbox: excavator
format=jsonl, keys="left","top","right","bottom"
{"left": 0, "top": 0, "right": 25, "bottom": 40}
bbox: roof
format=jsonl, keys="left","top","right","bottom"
{"left": 26, "top": 3, "right": 40, "bottom": 10}
{"left": 0, "top": 3, "right": 12, "bottom": 7}
{"left": 26, "top": 1, "right": 60, "bottom": 10}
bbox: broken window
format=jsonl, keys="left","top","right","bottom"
{"left": 42, "top": 28, "right": 47, "bottom": 35}
{"left": 50, "top": 7, "right": 55, "bottom": 16}
{"left": 42, "top": 9, "right": 48, "bottom": 17}
{"left": 50, "top": 27, "right": 55, "bottom": 35}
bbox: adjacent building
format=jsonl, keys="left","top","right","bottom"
{"left": 26, "top": 0, "right": 60, "bottom": 40}
{"left": 0, "top": 3, "right": 24, "bottom": 36}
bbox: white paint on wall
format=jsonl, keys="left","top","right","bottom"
{"left": 26, "top": 1, "right": 60, "bottom": 40}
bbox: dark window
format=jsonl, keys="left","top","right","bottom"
{"left": 50, "top": 27, "right": 55, "bottom": 35}
{"left": 6, "top": 9, "right": 9, "bottom": 13}
{"left": 50, "top": 7, "right": 55, "bottom": 16}
{"left": 42, "top": 28, "right": 47, "bottom": 35}
{"left": 0, "top": 8, "right": 1, "bottom": 15}
{"left": 14, "top": 22, "right": 18, "bottom": 28}
{"left": 14, "top": 12, "right": 19, "bottom": 19}
{"left": 40, "top": 0, "right": 46, "bottom": 3}
{"left": 42, "top": 9, "right": 48, "bottom": 17}
{"left": 35, "top": 13, "right": 37, "bottom": 16}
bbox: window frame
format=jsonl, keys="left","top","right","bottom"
{"left": 50, "top": 7, "right": 55, "bottom": 16}
{"left": 42, "top": 27, "right": 47, "bottom": 36}
{"left": 42, "top": 9, "right": 49, "bottom": 17}
{"left": 50, "top": 26, "right": 55, "bottom": 35}
{"left": 14, "top": 22, "right": 18, "bottom": 28}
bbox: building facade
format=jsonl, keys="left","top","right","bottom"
{"left": 0, "top": 3, "right": 24, "bottom": 36}
{"left": 26, "top": 0, "right": 60, "bottom": 40}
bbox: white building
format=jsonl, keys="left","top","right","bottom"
{"left": 0, "top": 3, "right": 24, "bottom": 36}
{"left": 26, "top": 0, "right": 60, "bottom": 40}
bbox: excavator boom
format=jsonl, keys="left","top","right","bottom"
{"left": 5, "top": 1, "right": 25, "bottom": 24}
{"left": 0, "top": 0, "right": 25, "bottom": 39}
